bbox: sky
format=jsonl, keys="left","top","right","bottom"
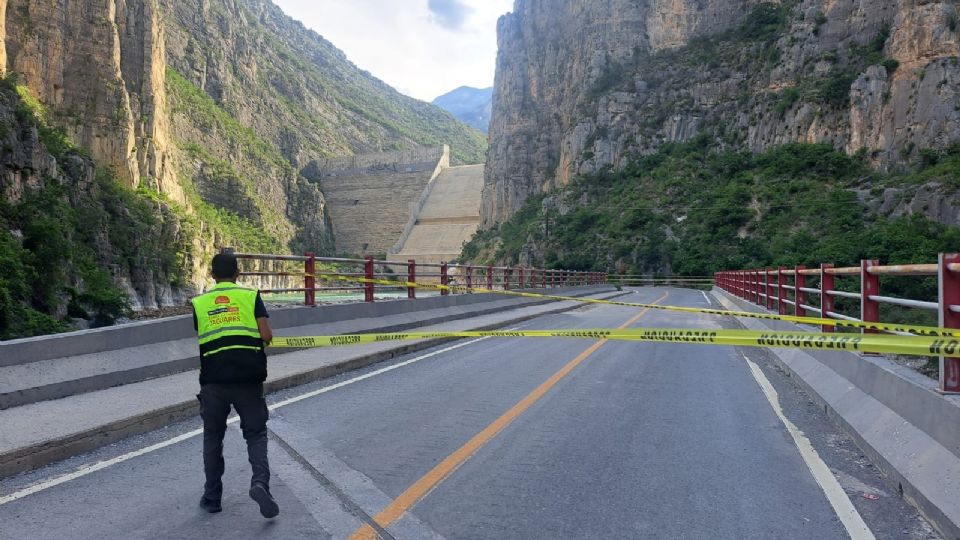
{"left": 272, "top": 0, "right": 514, "bottom": 102}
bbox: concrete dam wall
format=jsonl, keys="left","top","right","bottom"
{"left": 316, "top": 146, "right": 449, "bottom": 256}
{"left": 389, "top": 164, "right": 484, "bottom": 265}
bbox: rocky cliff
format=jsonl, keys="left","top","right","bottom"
{"left": 0, "top": 77, "right": 190, "bottom": 337}
{"left": 4, "top": 0, "right": 174, "bottom": 194}
{"left": 0, "top": 0, "right": 486, "bottom": 335}
{"left": 162, "top": 0, "right": 486, "bottom": 169}
{"left": 483, "top": 0, "right": 960, "bottom": 226}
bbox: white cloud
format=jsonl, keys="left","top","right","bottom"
{"left": 427, "top": 0, "right": 473, "bottom": 30}
{"left": 272, "top": 0, "right": 513, "bottom": 101}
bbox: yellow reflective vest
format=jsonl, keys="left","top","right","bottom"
{"left": 191, "top": 282, "right": 267, "bottom": 384}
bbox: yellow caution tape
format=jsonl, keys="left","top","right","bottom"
{"left": 271, "top": 327, "right": 958, "bottom": 357}
{"left": 300, "top": 271, "right": 960, "bottom": 338}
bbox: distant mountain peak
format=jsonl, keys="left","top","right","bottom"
{"left": 432, "top": 86, "right": 493, "bottom": 133}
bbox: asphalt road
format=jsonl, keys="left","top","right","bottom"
{"left": 0, "top": 287, "right": 939, "bottom": 539}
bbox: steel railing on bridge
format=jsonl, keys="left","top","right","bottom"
{"left": 222, "top": 249, "right": 606, "bottom": 306}
{"left": 715, "top": 253, "right": 960, "bottom": 393}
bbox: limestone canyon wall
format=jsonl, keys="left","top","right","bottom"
{"left": 3, "top": 0, "right": 176, "bottom": 195}
{"left": 483, "top": 0, "right": 960, "bottom": 225}
{"left": 0, "top": 0, "right": 485, "bottom": 314}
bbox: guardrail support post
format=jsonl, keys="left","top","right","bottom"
{"left": 820, "top": 264, "right": 834, "bottom": 332}
{"left": 487, "top": 265, "right": 493, "bottom": 290}
{"left": 541, "top": 269, "right": 546, "bottom": 288}
{"left": 938, "top": 253, "right": 960, "bottom": 393}
{"left": 757, "top": 269, "right": 763, "bottom": 305}
{"left": 441, "top": 263, "right": 450, "bottom": 296}
{"left": 518, "top": 267, "right": 525, "bottom": 290}
{"left": 756, "top": 268, "right": 767, "bottom": 307}
{"left": 753, "top": 269, "right": 760, "bottom": 304}
{"left": 466, "top": 265, "right": 473, "bottom": 291}
{"left": 504, "top": 268, "right": 511, "bottom": 290}
{"left": 304, "top": 252, "right": 316, "bottom": 307}
{"left": 795, "top": 265, "right": 806, "bottom": 317}
{"left": 777, "top": 266, "right": 786, "bottom": 315}
{"left": 765, "top": 268, "right": 774, "bottom": 310}
{"left": 364, "top": 256, "right": 375, "bottom": 303}
{"left": 407, "top": 259, "right": 416, "bottom": 299}
{"left": 861, "top": 259, "right": 880, "bottom": 333}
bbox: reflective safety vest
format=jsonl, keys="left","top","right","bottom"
{"left": 192, "top": 282, "right": 263, "bottom": 362}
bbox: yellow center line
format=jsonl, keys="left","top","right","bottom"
{"left": 348, "top": 291, "right": 670, "bottom": 540}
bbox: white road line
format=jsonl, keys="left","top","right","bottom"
{"left": 0, "top": 336, "right": 493, "bottom": 506}
{"left": 267, "top": 336, "right": 490, "bottom": 412}
{"left": 741, "top": 352, "right": 875, "bottom": 540}
{"left": 701, "top": 290, "right": 711, "bottom": 305}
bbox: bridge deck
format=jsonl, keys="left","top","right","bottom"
{"left": 0, "top": 287, "right": 934, "bottom": 539}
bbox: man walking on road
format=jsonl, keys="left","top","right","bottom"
{"left": 191, "top": 253, "right": 279, "bottom": 518}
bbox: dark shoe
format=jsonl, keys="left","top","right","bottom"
{"left": 249, "top": 483, "right": 279, "bottom": 518}
{"left": 199, "top": 496, "right": 222, "bottom": 513}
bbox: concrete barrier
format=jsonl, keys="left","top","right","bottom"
{"left": 0, "top": 287, "right": 608, "bottom": 410}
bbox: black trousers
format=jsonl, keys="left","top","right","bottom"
{"left": 197, "top": 383, "right": 270, "bottom": 500}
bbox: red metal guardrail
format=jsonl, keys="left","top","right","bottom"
{"left": 715, "top": 253, "right": 960, "bottom": 394}
{"left": 222, "top": 248, "right": 606, "bottom": 307}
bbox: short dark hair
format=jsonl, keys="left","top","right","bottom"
{"left": 211, "top": 253, "right": 239, "bottom": 280}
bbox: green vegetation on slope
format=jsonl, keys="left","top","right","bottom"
{"left": 585, "top": 2, "right": 905, "bottom": 152}
{"left": 165, "top": 68, "right": 292, "bottom": 253}
{"left": 0, "top": 78, "right": 189, "bottom": 338}
{"left": 171, "top": 0, "right": 487, "bottom": 164}
{"left": 464, "top": 139, "right": 960, "bottom": 278}
{"left": 166, "top": 67, "right": 292, "bottom": 173}
{"left": 588, "top": 2, "right": 795, "bottom": 103}
{"left": 256, "top": 22, "right": 489, "bottom": 164}
{"left": 771, "top": 25, "right": 899, "bottom": 112}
